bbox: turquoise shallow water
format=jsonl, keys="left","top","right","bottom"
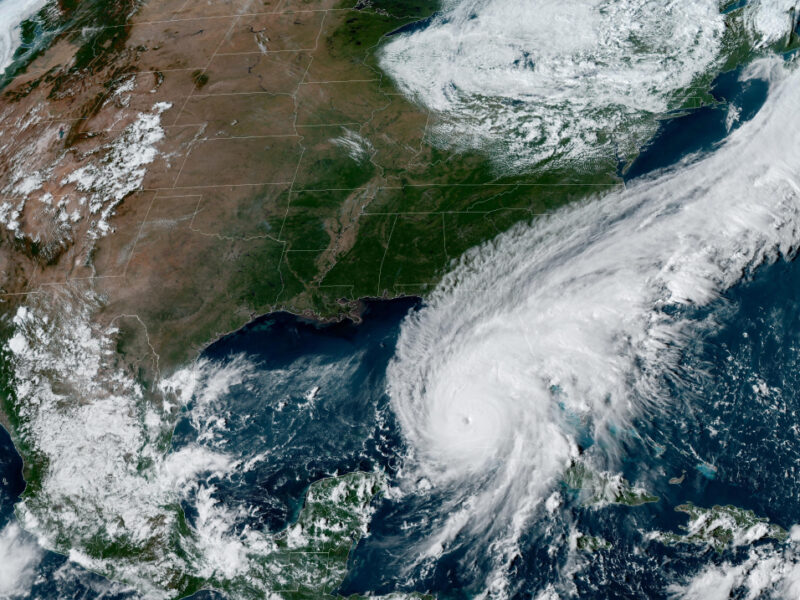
{"left": 172, "top": 298, "right": 420, "bottom": 534}
{"left": 3, "top": 251, "right": 800, "bottom": 598}
{"left": 0, "top": 60, "right": 795, "bottom": 598}
{"left": 161, "top": 253, "right": 800, "bottom": 598}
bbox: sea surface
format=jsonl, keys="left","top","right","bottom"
{"left": 623, "top": 65, "right": 770, "bottom": 180}
{"left": 0, "top": 64, "right": 797, "bottom": 597}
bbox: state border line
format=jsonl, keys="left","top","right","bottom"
{"left": 141, "top": 181, "right": 625, "bottom": 193}
{"left": 54, "top": 6, "right": 358, "bottom": 38}
{"left": 0, "top": 4, "right": 709, "bottom": 300}
{"left": 0, "top": 181, "right": 622, "bottom": 204}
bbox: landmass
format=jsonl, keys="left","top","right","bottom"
{"left": 220, "top": 471, "right": 432, "bottom": 600}
{"left": 563, "top": 462, "right": 659, "bottom": 508}
{"left": 3, "top": 292, "right": 432, "bottom": 598}
{"left": 574, "top": 533, "right": 611, "bottom": 553}
{"left": 0, "top": 0, "right": 794, "bottom": 596}
{"left": 655, "top": 502, "right": 787, "bottom": 553}
{"left": 0, "top": 0, "right": 784, "bottom": 375}
{"left": 668, "top": 472, "right": 686, "bottom": 485}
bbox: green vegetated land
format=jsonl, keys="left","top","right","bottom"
{"left": 231, "top": 0, "right": 623, "bottom": 325}
{"left": 0, "top": 1, "right": 795, "bottom": 596}
{"left": 217, "top": 472, "right": 434, "bottom": 600}
{"left": 658, "top": 502, "right": 788, "bottom": 553}
{"left": 575, "top": 534, "right": 612, "bottom": 553}
{"left": 1, "top": 0, "right": 140, "bottom": 93}
{"left": 563, "top": 461, "right": 660, "bottom": 508}
{"left": 3, "top": 0, "right": 782, "bottom": 371}
{"left": 229, "top": 0, "right": 788, "bottom": 326}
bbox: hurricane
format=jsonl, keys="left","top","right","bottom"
{"left": 4, "top": 0, "right": 800, "bottom": 597}
{"left": 386, "top": 57, "right": 800, "bottom": 596}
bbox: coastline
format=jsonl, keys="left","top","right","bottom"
{"left": 0, "top": 291, "right": 426, "bottom": 599}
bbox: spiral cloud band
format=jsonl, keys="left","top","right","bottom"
{"left": 387, "top": 58, "right": 800, "bottom": 595}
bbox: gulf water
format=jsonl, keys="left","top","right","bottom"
{"left": 0, "top": 64, "right": 795, "bottom": 598}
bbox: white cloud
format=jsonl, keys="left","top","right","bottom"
{"left": 0, "top": 0, "right": 48, "bottom": 77}
{"left": 380, "top": 0, "right": 799, "bottom": 171}
{"left": 744, "top": 0, "right": 800, "bottom": 47}
{"left": 671, "top": 542, "right": 800, "bottom": 600}
{"left": 380, "top": 0, "right": 726, "bottom": 169}
{"left": 387, "top": 60, "right": 800, "bottom": 595}
{"left": 0, "top": 522, "right": 42, "bottom": 598}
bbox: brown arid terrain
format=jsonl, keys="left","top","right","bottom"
{"left": 0, "top": 0, "right": 434, "bottom": 378}
{"left": 0, "top": 0, "right": 616, "bottom": 380}
{"left": 3, "top": 0, "right": 798, "bottom": 596}
{"left": 0, "top": 1, "right": 471, "bottom": 594}
{"left": 0, "top": 0, "right": 605, "bottom": 380}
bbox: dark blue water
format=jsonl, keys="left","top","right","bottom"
{"left": 551, "top": 254, "right": 800, "bottom": 599}
{"left": 344, "top": 252, "right": 800, "bottom": 600}
{"left": 0, "top": 40, "right": 792, "bottom": 600}
{"left": 722, "top": 0, "right": 749, "bottom": 14}
{"left": 335, "top": 261, "right": 800, "bottom": 599}
{"left": 174, "top": 250, "right": 800, "bottom": 600}
{"left": 0, "top": 425, "right": 24, "bottom": 523}
{"left": 3, "top": 256, "right": 800, "bottom": 598}
{"left": 173, "top": 298, "right": 419, "bottom": 534}
{"left": 647, "top": 256, "right": 800, "bottom": 524}
{"left": 386, "top": 14, "right": 440, "bottom": 37}
{"left": 624, "top": 67, "right": 770, "bottom": 181}
{"left": 0, "top": 425, "right": 141, "bottom": 599}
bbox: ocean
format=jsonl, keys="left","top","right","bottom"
{"left": 0, "top": 58, "right": 798, "bottom": 598}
